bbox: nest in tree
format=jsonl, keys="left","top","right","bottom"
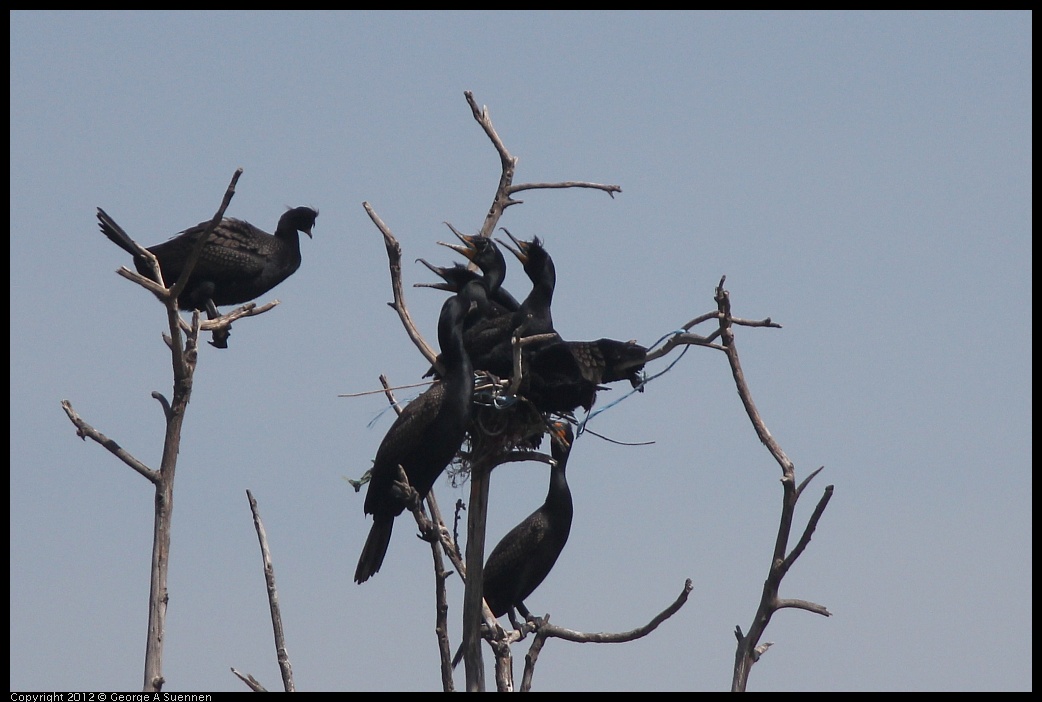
{"left": 447, "top": 372, "right": 564, "bottom": 485}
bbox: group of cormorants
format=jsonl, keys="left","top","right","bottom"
{"left": 95, "top": 207, "right": 645, "bottom": 661}
{"left": 357, "top": 230, "right": 648, "bottom": 656}
{"left": 421, "top": 230, "right": 648, "bottom": 413}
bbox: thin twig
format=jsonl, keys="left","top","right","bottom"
{"left": 245, "top": 490, "right": 294, "bottom": 692}
{"left": 230, "top": 668, "right": 267, "bottom": 692}
{"left": 363, "top": 201, "right": 437, "bottom": 364}
{"left": 59, "top": 400, "right": 159, "bottom": 484}
{"left": 520, "top": 579, "right": 694, "bottom": 692}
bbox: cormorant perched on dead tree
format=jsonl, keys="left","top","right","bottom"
{"left": 452, "top": 420, "right": 575, "bottom": 667}
{"left": 460, "top": 232, "right": 560, "bottom": 381}
{"left": 421, "top": 231, "right": 646, "bottom": 415}
{"left": 418, "top": 232, "right": 520, "bottom": 318}
{"left": 419, "top": 234, "right": 522, "bottom": 379}
{"left": 354, "top": 282, "right": 477, "bottom": 584}
{"left": 96, "top": 205, "right": 317, "bottom": 312}
{"left": 524, "top": 337, "right": 649, "bottom": 413}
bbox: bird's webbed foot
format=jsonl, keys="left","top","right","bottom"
{"left": 507, "top": 609, "right": 525, "bottom": 634}
{"left": 415, "top": 513, "right": 449, "bottom": 544}
{"left": 390, "top": 464, "right": 421, "bottom": 511}
{"left": 506, "top": 604, "right": 545, "bottom": 641}
{"left": 516, "top": 602, "right": 547, "bottom": 630}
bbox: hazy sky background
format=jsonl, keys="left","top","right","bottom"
{"left": 10, "top": 11, "right": 1031, "bottom": 692}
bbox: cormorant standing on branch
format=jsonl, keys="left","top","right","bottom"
{"left": 354, "top": 283, "right": 477, "bottom": 584}
{"left": 452, "top": 421, "right": 575, "bottom": 668}
{"left": 96, "top": 206, "right": 317, "bottom": 312}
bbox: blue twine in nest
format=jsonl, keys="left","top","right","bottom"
{"left": 473, "top": 388, "right": 519, "bottom": 410}
{"left": 578, "top": 329, "right": 692, "bottom": 436}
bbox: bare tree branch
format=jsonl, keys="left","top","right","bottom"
{"left": 641, "top": 308, "right": 781, "bottom": 364}
{"left": 230, "top": 668, "right": 267, "bottom": 692}
{"left": 508, "top": 180, "right": 621, "bottom": 198}
{"left": 59, "top": 400, "right": 159, "bottom": 484}
{"left": 795, "top": 465, "right": 826, "bottom": 499}
{"left": 536, "top": 578, "right": 693, "bottom": 645}
{"left": 168, "top": 168, "right": 243, "bottom": 305}
{"left": 518, "top": 580, "right": 694, "bottom": 692}
{"left": 362, "top": 201, "right": 438, "bottom": 365}
{"left": 115, "top": 265, "right": 169, "bottom": 298}
{"left": 463, "top": 90, "right": 621, "bottom": 240}
{"left": 781, "top": 485, "right": 835, "bottom": 576}
{"left": 376, "top": 375, "right": 458, "bottom": 692}
{"left": 423, "top": 490, "right": 460, "bottom": 693}
{"left": 63, "top": 169, "right": 244, "bottom": 692}
{"left": 712, "top": 277, "right": 833, "bottom": 692}
{"left": 245, "top": 489, "right": 295, "bottom": 692}
{"left": 775, "top": 599, "right": 832, "bottom": 617}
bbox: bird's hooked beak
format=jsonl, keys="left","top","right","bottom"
{"left": 496, "top": 227, "right": 528, "bottom": 265}
{"left": 413, "top": 258, "right": 459, "bottom": 291}
{"left": 447, "top": 224, "right": 474, "bottom": 247}
{"left": 549, "top": 421, "right": 572, "bottom": 451}
{"left": 301, "top": 209, "right": 317, "bottom": 238}
{"left": 436, "top": 239, "right": 478, "bottom": 262}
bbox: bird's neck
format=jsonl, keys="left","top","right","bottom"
{"left": 273, "top": 226, "right": 303, "bottom": 255}
{"left": 517, "top": 275, "right": 554, "bottom": 332}
{"left": 484, "top": 261, "right": 506, "bottom": 297}
{"left": 440, "top": 317, "right": 474, "bottom": 393}
{"left": 545, "top": 464, "right": 571, "bottom": 510}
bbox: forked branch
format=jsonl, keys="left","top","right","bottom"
{"left": 710, "top": 277, "right": 833, "bottom": 692}
{"left": 61, "top": 169, "right": 244, "bottom": 693}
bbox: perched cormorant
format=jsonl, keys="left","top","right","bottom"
{"left": 354, "top": 283, "right": 477, "bottom": 584}
{"left": 421, "top": 231, "right": 646, "bottom": 415}
{"left": 419, "top": 234, "right": 522, "bottom": 379}
{"left": 96, "top": 206, "right": 317, "bottom": 312}
{"left": 496, "top": 232, "right": 557, "bottom": 339}
{"left": 496, "top": 233, "right": 646, "bottom": 413}
{"left": 461, "top": 232, "right": 560, "bottom": 381}
{"left": 416, "top": 259, "right": 483, "bottom": 296}
{"left": 524, "top": 337, "right": 649, "bottom": 413}
{"left": 452, "top": 420, "right": 575, "bottom": 667}
{"left": 438, "top": 233, "right": 520, "bottom": 317}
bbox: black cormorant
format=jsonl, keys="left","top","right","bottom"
{"left": 439, "top": 233, "right": 520, "bottom": 317}
{"left": 524, "top": 337, "right": 648, "bottom": 413}
{"left": 421, "top": 232, "right": 646, "bottom": 416}
{"left": 419, "top": 234, "right": 522, "bottom": 379}
{"left": 354, "top": 283, "right": 477, "bottom": 584}
{"left": 461, "top": 232, "right": 560, "bottom": 381}
{"left": 452, "top": 420, "right": 575, "bottom": 667}
{"left": 97, "top": 206, "right": 317, "bottom": 312}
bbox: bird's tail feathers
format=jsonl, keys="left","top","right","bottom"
{"left": 354, "top": 515, "right": 394, "bottom": 584}
{"left": 451, "top": 639, "right": 465, "bottom": 669}
{"left": 96, "top": 207, "right": 141, "bottom": 257}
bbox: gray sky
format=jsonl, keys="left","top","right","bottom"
{"left": 10, "top": 10, "right": 1031, "bottom": 692}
